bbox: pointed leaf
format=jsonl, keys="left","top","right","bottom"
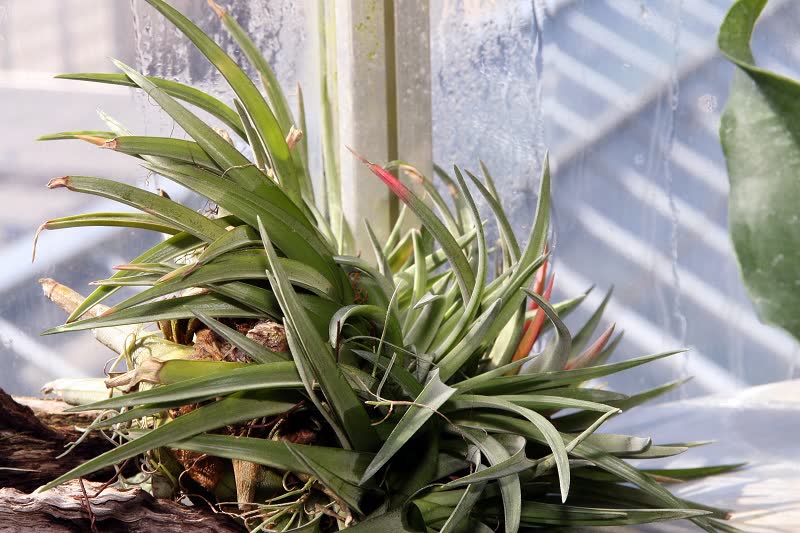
{"left": 360, "top": 369, "right": 456, "bottom": 483}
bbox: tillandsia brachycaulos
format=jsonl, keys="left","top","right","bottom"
{"left": 32, "top": 1, "right": 741, "bottom": 531}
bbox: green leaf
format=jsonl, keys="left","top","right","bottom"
{"left": 47, "top": 175, "right": 225, "bottom": 242}
{"left": 105, "top": 136, "right": 221, "bottom": 171}
{"left": 451, "top": 354, "right": 537, "bottom": 393}
{"left": 645, "top": 464, "right": 745, "bottom": 481}
{"left": 90, "top": 274, "right": 161, "bottom": 287}
{"left": 141, "top": 159, "right": 344, "bottom": 299}
{"left": 193, "top": 225, "right": 259, "bottom": 267}
{"left": 68, "top": 362, "right": 301, "bottom": 411}
{"left": 431, "top": 167, "right": 488, "bottom": 354}
{"left": 168, "top": 432, "right": 372, "bottom": 486}
{"left": 37, "top": 130, "right": 116, "bottom": 141}
{"left": 458, "top": 413, "right": 718, "bottom": 530}
{"left": 258, "top": 218, "right": 379, "bottom": 452}
{"left": 233, "top": 98, "right": 269, "bottom": 171}
{"left": 446, "top": 394, "right": 615, "bottom": 415}
{"left": 554, "top": 378, "right": 688, "bottom": 432}
{"left": 520, "top": 288, "right": 573, "bottom": 374}
{"left": 396, "top": 227, "right": 477, "bottom": 281}
{"left": 384, "top": 203, "right": 409, "bottom": 253}
{"left": 433, "top": 165, "right": 469, "bottom": 234}
{"left": 718, "top": 0, "right": 800, "bottom": 341}
{"left": 458, "top": 428, "right": 521, "bottom": 533}
{"left": 285, "top": 442, "right": 371, "bottom": 514}
{"left": 360, "top": 369, "right": 456, "bottom": 483}
{"left": 35, "top": 212, "right": 180, "bottom": 244}
{"left": 113, "top": 58, "right": 307, "bottom": 220}
{"left": 519, "top": 153, "right": 551, "bottom": 272}
{"left": 576, "top": 433, "right": 652, "bottom": 455}
{"left": 37, "top": 390, "right": 298, "bottom": 492}
{"left": 448, "top": 394, "right": 571, "bottom": 503}
{"left": 402, "top": 231, "right": 428, "bottom": 331}
{"left": 439, "top": 479, "right": 487, "bottom": 533}
{"left": 566, "top": 481, "right": 731, "bottom": 520}
{"left": 569, "top": 287, "right": 612, "bottom": 360}
{"left": 143, "top": 0, "right": 301, "bottom": 201}
{"left": 329, "top": 305, "right": 404, "bottom": 353}
{"left": 404, "top": 277, "right": 450, "bottom": 354}
{"left": 335, "top": 255, "right": 394, "bottom": 306}
{"left": 211, "top": 2, "right": 294, "bottom": 135}
{"left": 436, "top": 300, "right": 502, "bottom": 382}
{"left": 110, "top": 250, "right": 336, "bottom": 312}
{"left": 388, "top": 422, "right": 441, "bottom": 505}
{"left": 211, "top": 0, "right": 314, "bottom": 200}
{"left": 350, "top": 349, "right": 423, "bottom": 399}
{"left": 465, "top": 169, "right": 520, "bottom": 262}
{"left": 66, "top": 231, "right": 204, "bottom": 322}
{"left": 43, "top": 292, "right": 264, "bottom": 334}
{"left": 468, "top": 351, "right": 681, "bottom": 395}
{"left": 343, "top": 508, "right": 419, "bottom": 532}
{"left": 511, "top": 501, "right": 709, "bottom": 527}
{"left": 353, "top": 149, "right": 475, "bottom": 302}
{"left": 441, "top": 436, "right": 528, "bottom": 489}
{"left": 55, "top": 72, "right": 245, "bottom": 138}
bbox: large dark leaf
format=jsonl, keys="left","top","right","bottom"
{"left": 719, "top": 0, "right": 800, "bottom": 340}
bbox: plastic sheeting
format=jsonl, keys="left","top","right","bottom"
{"left": 604, "top": 380, "right": 800, "bottom": 531}
{"left": 430, "top": 0, "right": 800, "bottom": 400}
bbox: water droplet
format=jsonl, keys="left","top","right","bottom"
{"left": 697, "top": 94, "right": 717, "bottom": 113}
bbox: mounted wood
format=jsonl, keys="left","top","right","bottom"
{"left": 0, "top": 390, "right": 121, "bottom": 493}
{"left": 0, "top": 480, "right": 242, "bottom": 531}
{"left": 0, "top": 390, "right": 244, "bottom": 531}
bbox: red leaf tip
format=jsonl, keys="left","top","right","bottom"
{"left": 346, "top": 145, "right": 372, "bottom": 166}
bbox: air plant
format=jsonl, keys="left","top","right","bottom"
{"left": 32, "top": 1, "right": 740, "bottom": 531}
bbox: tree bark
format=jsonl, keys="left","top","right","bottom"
{"left": 0, "top": 480, "right": 242, "bottom": 532}
{"left": 0, "top": 390, "right": 117, "bottom": 493}
{"left": 0, "top": 389, "right": 244, "bottom": 531}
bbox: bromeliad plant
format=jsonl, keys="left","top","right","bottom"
{"left": 33, "top": 1, "right": 739, "bottom": 531}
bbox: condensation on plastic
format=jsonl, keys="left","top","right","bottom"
{"left": 129, "top": 0, "right": 308, "bottom": 133}
{"left": 430, "top": 0, "right": 546, "bottom": 260}
{"left": 129, "top": 0, "right": 325, "bottom": 205}
{"left": 430, "top": 0, "right": 800, "bottom": 400}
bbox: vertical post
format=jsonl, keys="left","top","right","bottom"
{"left": 331, "top": 0, "right": 432, "bottom": 255}
{"left": 334, "top": 0, "right": 391, "bottom": 253}
{"left": 393, "top": 0, "right": 433, "bottom": 183}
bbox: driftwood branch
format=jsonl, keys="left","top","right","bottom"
{"left": 0, "top": 480, "right": 242, "bottom": 532}
{"left": 0, "top": 389, "right": 116, "bottom": 493}
{"left": 0, "top": 390, "right": 244, "bottom": 531}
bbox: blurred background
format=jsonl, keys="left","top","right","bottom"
{"left": 1, "top": 0, "right": 798, "bottom": 398}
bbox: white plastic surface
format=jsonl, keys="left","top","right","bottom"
{"left": 600, "top": 379, "right": 800, "bottom": 531}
